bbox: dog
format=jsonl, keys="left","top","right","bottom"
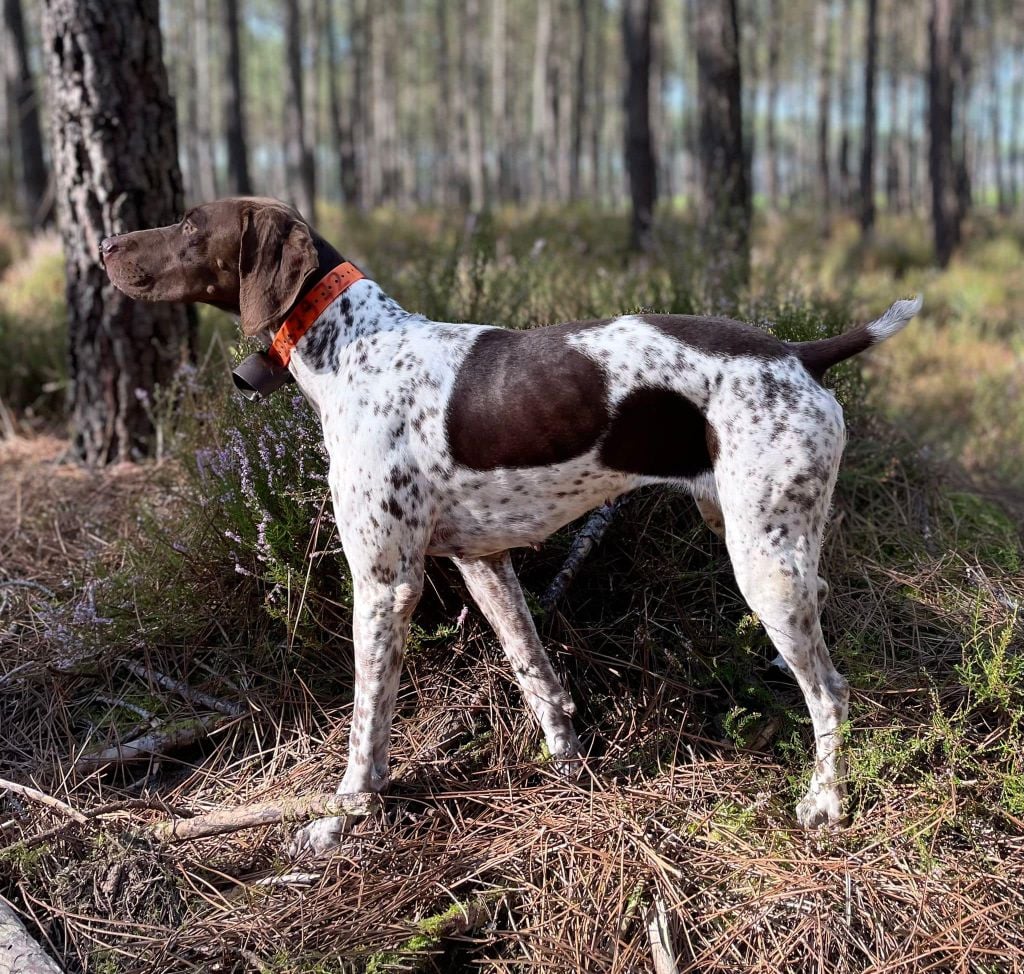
{"left": 102, "top": 197, "right": 921, "bottom": 855}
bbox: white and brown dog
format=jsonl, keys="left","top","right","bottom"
{"left": 102, "top": 197, "right": 921, "bottom": 855}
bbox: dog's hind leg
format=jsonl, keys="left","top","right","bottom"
{"left": 714, "top": 410, "right": 849, "bottom": 828}
{"left": 454, "top": 551, "right": 582, "bottom": 770}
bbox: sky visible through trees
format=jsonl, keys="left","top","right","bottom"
{"left": 4, "top": 0, "right": 1023, "bottom": 225}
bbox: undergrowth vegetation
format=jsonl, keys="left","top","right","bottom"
{"left": 1, "top": 207, "right": 1022, "bottom": 972}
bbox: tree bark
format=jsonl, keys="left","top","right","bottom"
{"left": 221, "top": 0, "right": 252, "bottom": 195}
{"left": 41, "top": 0, "right": 196, "bottom": 466}
{"left": 283, "top": 0, "right": 315, "bottom": 221}
{"left": 696, "top": 0, "right": 749, "bottom": 286}
{"left": 929, "top": 0, "right": 961, "bottom": 266}
{"left": 953, "top": 0, "right": 973, "bottom": 223}
{"left": 569, "top": 0, "right": 589, "bottom": 201}
{"left": 193, "top": 0, "right": 217, "bottom": 201}
{"left": 531, "top": 0, "right": 553, "bottom": 203}
{"left": 986, "top": 0, "right": 1008, "bottom": 214}
{"left": 622, "top": 0, "right": 657, "bottom": 251}
{"left": 815, "top": 0, "right": 832, "bottom": 234}
{"left": 764, "top": 0, "right": 781, "bottom": 209}
{"left": 3, "top": 0, "right": 51, "bottom": 228}
{"left": 836, "top": 0, "right": 854, "bottom": 209}
{"left": 860, "top": 0, "right": 878, "bottom": 235}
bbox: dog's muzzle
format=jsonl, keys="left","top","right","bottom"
{"left": 232, "top": 352, "right": 295, "bottom": 402}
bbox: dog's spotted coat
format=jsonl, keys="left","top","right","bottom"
{"left": 100, "top": 198, "right": 921, "bottom": 857}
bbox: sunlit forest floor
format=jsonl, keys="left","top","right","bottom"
{"left": 1, "top": 207, "right": 1022, "bottom": 971}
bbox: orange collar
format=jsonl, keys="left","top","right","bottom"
{"left": 267, "top": 261, "right": 365, "bottom": 367}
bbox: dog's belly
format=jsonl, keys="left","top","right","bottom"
{"left": 426, "top": 455, "right": 640, "bottom": 558}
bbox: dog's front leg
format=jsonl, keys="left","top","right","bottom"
{"left": 290, "top": 504, "right": 426, "bottom": 857}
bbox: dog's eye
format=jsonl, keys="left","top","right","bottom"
{"left": 182, "top": 220, "right": 195, "bottom": 234}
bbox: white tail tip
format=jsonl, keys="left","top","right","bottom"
{"left": 867, "top": 294, "right": 923, "bottom": 342}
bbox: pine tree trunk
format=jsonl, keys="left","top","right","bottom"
{"left": 953, "top": 0, "right": 973, "bottom": 223}
{"left": 41, "top": 0, "right": 196, "bottom": 466}
{"left": 860, "top": 0, "right": 878, "bottom": 234}
{"left": 490, "top": 0, "right": 509, "bottom": 200}
{"left": 569, "top": 0, "right": 588, "bottom": 201}
{"left": 531, "top": 0, "right": 552, "bottom": 203}
{"left": 764, "top": 0, "right": 780, "bottom": 209}
{"left": 284, "top": 0, "right": 315, "bottom": 220}
{"left": 696, "top": 0, "right": 749, "bottom": 286}
{"left": 815, "top": 0, "right": 832, "bottom": 234}
{"left": 622, "top": 0, "right": 657, "bottom": 251}
{"left": 222, "top": 0, "right": 252, "bottom": 195}
{"left": 193, "top": 0, "right": 216, "bottom": 200}
{"left": 986, "top": 0, "right": 1008, "bottom": 214}
{"left": 884, "top": 7, "right": 902, "bottom": 213}
{"left": 837, "top": 0, "right": 853, "bottom": 209}
{"left": 3, "top": 0, "right": 51, "bottom": 228}
{"left": 929, "top": 0, "right": 961, "bottom": 266}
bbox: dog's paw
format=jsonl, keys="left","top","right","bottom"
{"left": 796, "top": 785, "right": 844, "bottom": 829}
{"left": 288, "top": 815, "right": 352, "bottom": 859}
{"left": 549, "top": 731, "right": 585, "bottom": 779}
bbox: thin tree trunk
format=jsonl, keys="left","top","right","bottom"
{"left": 696, "top": 0, "right": 749, "bottom": 287}
{"left": 193, "top": 0, "right": 217, "bottom": 200}
{"left": 1011, "top": 9, "right": 1024, "bottom": 208}
{"left": 837, "top": 0, "right": 854, "bottom": 209}
{"left": 531, "top": 0, "right": 552, "bottom": 202}
{"left": 491, "top": 0, "right": 509, "bottom": 200}
{"left": 41, "top": 0, "right": 196, "bottom": 466}
{"left": 622, "top": 0, "right": 657, "bottom": 251}
{"left": 569, "top": 0, "right": 589, "bottom": 201}
{"left": 222, "top": 0, "right": 252, "bottom": 195}
{"left": 764, "top": 0, "right": 781, "bottom": 210}
{"left": 929, "top": 0, "right": 961, "bottom": 266}
{"left": 461, "top": 0, "right": 485, "bottom": 209}
{"left": 351, "top": 0, "right": 369, "bottom": 210}
{"left": 815, "top": 0, "right": 832, "bottom": 234}
{"left": 3, "top": 0, "right": 51, "bottom": 227}
{"left": 590, "top": 0, "right": 606, "bottom": 201}
{"left": 986, "top": 0, "right": 1008, "bottom": 213}
{"left": 283, "top": 0, "right": 315, "bottom": 220}
{"left": 884, "top": 5, "right": 902, "bottom": 213}
{"left": 860, "top": 0, "right": 878, "bottom": 235}
{"left": 953, "top": 0, "right": 973, "bottom": 222}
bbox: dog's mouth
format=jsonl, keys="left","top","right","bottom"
{"left": 104, "top": 256, "right": 158, "bottom": 299}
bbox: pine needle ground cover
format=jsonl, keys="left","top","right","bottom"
{"left": 1, "top": 210, "right": 1022, "bottom": 972}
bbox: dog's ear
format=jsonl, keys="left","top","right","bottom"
{"left": 238, "top": 205, "right": 318, "bottom": 337}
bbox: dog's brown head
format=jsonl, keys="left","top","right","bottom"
{"left": 101, "top": 197, "right": 319, "bottom": 337}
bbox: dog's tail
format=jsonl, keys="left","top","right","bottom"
{"left": 793, "top": 295, "right": 923, "bottom": 380}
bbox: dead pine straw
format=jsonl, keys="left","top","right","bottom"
{"left": 1, "top": 422, "right": 1024, "bottom": 971}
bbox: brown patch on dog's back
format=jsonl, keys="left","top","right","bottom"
{"left": 642, "top": 314, "right": 790, "bottom": 361}
{"left": 446, "top": 326, "right": 610, "bottom": 471}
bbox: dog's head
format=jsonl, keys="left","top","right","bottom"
{"left": 101, "top": 197, "right": 319, "bottom": 337}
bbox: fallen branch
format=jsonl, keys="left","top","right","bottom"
{"left": 646, "top": 895, "right": 680, "bottom": 974}
{"left": 75, "top": 715, "right": 225, "bottom": 771}
{"left": 153, "top": 793, "right": 378, "bottom": 842}
{"left": 540, "top": 498, "right": 625, "bottom": 612}
{"left": 0, "top": 898, "right": 65, "bottom": 974}
{"left": 0, "top": 778, "right": 87, "bottom": 826}
{"left": 123, "top": 661, "right": 244, "bottom": 717}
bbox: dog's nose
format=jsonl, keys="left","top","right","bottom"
{"left": 99, "top": 236, "right": 119, "bottom": 264}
